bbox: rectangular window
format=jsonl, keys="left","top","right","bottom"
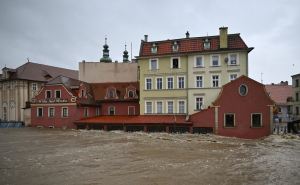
{"left": 150, "top": 59, "right": 158, "bottom": 70}
{"left": 83, "top": 107, "right": 89, "bottom": 117}
{"left": 45, "top": 90, "right": 51, "bottom": 99}
{"left": 62, "top": 107, "right": 68, "bottom": 117}
{"left": 211, "top": 55, "right": 220, "bottom": 66}
{"left": 48, "top": 107, "right": 55, "bottom": 117}
{"left": 37, "top": 107, "right": 43, "bottom": 117}
{"left": 296, "top": 107, "right": 299, "bottom": 115}
{"left": 32, "top": 83, "right": 37, "bottom": 91}
{"left": 167, "top": 77, "right": 174, "bottom": 89}
{"left": 167, "top": 101, "right": 174, "bottom": 113}
{"left": 195, "top": 97, "right": 203, "bottom": 110}
{"left": 156, "top": 101, "right": 163, "bottom": 114}
{"left": 128, "top": 106, "right": 135, "bottom": 115}
{"left": 251, "top": 113, "right": 262, "bottom": 127}
{"left": 55, "top": 90, "right": 61, "bottom": 98}
{"left": 96, "top": 107, "right": 100, "bottom": 116}
{"left": 230, "top": 74, "right": 238, "bottom": 81}
{"left": 212, "top": 75, "right": 219, "bottom": 87}
{"left": 225, "top": 114, "right": 235, "bottom": 127}
{"left": 145, "top": 78, "right": 152, "bottom": 90}
{"left": 296, "top": 92, "right": 299, "bottom": 101}
{"left": 156, "top": 77, "right": 163, "bottom": 90}
{"left": 178, "top": 76, "right": 185, "bottom": 89}
{"left": 296, "top": 79, "right": 299, "bottom": 87}
{"left": 229, "top": 54, "right": 238, "bottom": 65}
{"left": 178, "top": 100, "right": 185, "bottom": 114}
{"left": 171, "top": 57, "right": 180, "bottom": 69}
{"left": 196, "top": 76, "right": 203, "bottom": 88}
{"left": 108, "top": 106, "right": 115, "bottom": 115}
{"left": 145, "top": 102, "right": 152, "bottom": 114}
{"left": 195, "top": 56, "right": 203, "bottom": 67}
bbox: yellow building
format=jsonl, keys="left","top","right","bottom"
{"left": 137, "top": 27, "right": 253, "bottom": 115}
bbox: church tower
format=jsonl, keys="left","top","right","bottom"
{"left": 100, "top": 37, "right": 112, "bottom": 63}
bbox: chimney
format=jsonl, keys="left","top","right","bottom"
{"left": 219, "top": 27, "right": 228, "bottom": 49}
{"left": 144, "top": 35, "right": 148, "bottom": 42}
{"left": 186, "top": 31, "right": 190, "bottom": 38}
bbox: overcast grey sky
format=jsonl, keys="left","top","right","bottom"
{"left": 0, "top": 0, "right": 299, "bottom": 84}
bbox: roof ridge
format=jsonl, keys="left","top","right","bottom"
{"left": 21, "top": 61, "right": 78, "bottom": 72}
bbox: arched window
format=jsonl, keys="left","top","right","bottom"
{"left": 128, "top": 90, "right": 134, "bottom": 98}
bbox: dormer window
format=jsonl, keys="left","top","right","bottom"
{"left": 203, "top": 38, "right": 211, "bottom": 50}
{"left": 151, "top": 43, "right": 157, "bottom": 54}
{"left": 125, "top": 86, "right": 138, "bottom": 99}
{"left": 172, "top": 41, "right": 179, "bottom": 52}
{"left": 106, "top": 87, "right": 117, "bottom": 99}
{"left": 80, "top": 89, "right": 86, "bottom": 98}
{"left": 128, "top": 90, "right": 134, "bottom": 98}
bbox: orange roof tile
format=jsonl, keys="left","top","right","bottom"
{"left": 265, "top": 85, "right": 293, "bottom": 105}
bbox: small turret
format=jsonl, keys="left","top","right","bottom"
{"left": 100, "top": 37, "right": 112, "bottom": 63}
{"left": 123, "top": 44, "right": 129, "bottom": 63}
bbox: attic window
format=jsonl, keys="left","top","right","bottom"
{"left": 151, "top": 43, "right": 157, "bottom": 54}
{"left": 172, "top": 41, "right": 179, "bottom": 52}
{"left": 203, "top": 38, "right": 211, "bottom": 50}
{"left": 44, "top": 74, "right": 52, "bottom": 80}
{"left": 128, "top": 90, "right": 135, "bottom": 98}
{"left": 106, "top": 88, "right": 117, "bottom": 99}
{"left": 239, "top": 84, "right": 248, "bottom": 96}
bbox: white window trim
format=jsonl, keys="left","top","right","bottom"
{"left": 55, "top": 90, "right": 61, "bottom": 98}
{"left": 48, "top": 107, "right": 55, "bottom": 117}
{"left": 210, "top": 54, "right": 221, "bottom": 67}
{"left": 177, "top": 76, "right": 185, "bottom": 89}
{"left": 45, "top": 90, "right": 52, "bottom": 99}
{"left": 224, "top": 113, "right": 235, "bottom": 127}
{"left": 32, "top": 83, "right": 37, "bottom": 91}
{"left": 211, "top": 74, "right": 220, "bottom": 88}
{"left": 145, "top": 101, "right": 153, "bottom": 114}
{"left": 37, "top": 107, "right": 43, "bottom": 117}
{"left": 108, "top": 106, "right": 116, "bottom": 115}
{"left": 61, "top": 107, "right": 68, "bottom": 117}
{"left": 194, "top": 55, "right": 204, "bottom": 67}
{"left": 228, "top": 53, "right": 239, "bottom": 65}
{"left": 145, "top": 77, "right": 152, "bottom": 90}
{"left": 128, "top": 106, "right": 135, "bottom": 115}
{"left": 229, "top": 73, "right": 238, "bottom": 82}
{"left": 149, "top": 58, "right": 159, "bottom": 70}
{"left": 166, "top": 76, "right": 174, "bottom": 89}
{"left": 170, "top": 57, "right": 181, "bottom": 69}
{"left": 251, "top": 113, "right": 263, "bottom": 127}
{"left": 177, "top": 100, "right": 186, "bottom": 114}
{"left": 166, "top": 100, "right": 174, "bottom": 114}
{"left": 195, "top": 75, "right": 204, "bottom": 88}
{"left": 155, "top": 77, "right": 163, "bottom": 90}
{"left": 195, "top": 96, "right": 204, "bottom": 110}
{"left": 155, "top": 100, "right": 164, "bottom": 114}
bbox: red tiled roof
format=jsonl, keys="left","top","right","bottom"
{"left": 90, "top": 82, "right": 139, "bottom": 101}
{"left": 74, "top": 115, "right": 191, "bottom": 125}
{"left": 139, "top": 34, "right": 252, "bottom": 57}
{"left": 265, "top": 85, "right": 293, "bottom": 105}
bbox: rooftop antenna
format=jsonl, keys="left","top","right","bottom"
{"left": 261, "top": 72, "right": 263, "bottom": 84}
{"left": 130, "top": 42, "right": 132, "bottom": 62}
{"left": 105, "top": 35, "right": 107, "bottom": 45}
{"left": 27, "top": 57, "right": 30, "bottom": 62}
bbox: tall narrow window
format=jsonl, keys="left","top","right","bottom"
{"left": 196, "top": 76, "right": 203, "bottom": 88}
{"left": 229, "top": 54, "right": 238, "bottom": 65}
{"left": 167, "top": 77, "right": 174, "bottom": 89}
{"left": 45, "top": 90, "right": 51, "bottom": 99}
{"left": 156, "top": 77, "right": 163, "bottom": 90}
{"left": 108, "top": 106, "right": 115, "bottom": 115}
{"left": 96, "top": 107, "right": 100, "bottom": 116}
{"left": 225, "top": 114, "right": 235, "bottom": 127}
{"left": 195, "top": 97, "right": 203, "bottom": 110}
{"left": 62, "top": 107, "right": 68, "bottom": 117}
{"left": 296, "top": 79, "right": 299, "bottom": 87}
{"left": 203, "top": 38, "right": 211, "bottom": 50}
{"left": 178, "top": 76, "right": 185, "bottom": 89}
{"left": 83, "top": 107, "right": 89, "bottom": 117}
{"left": 128, "top": 90, "right": 135, "bottom": 98}
{"left": 128, "top": 106, "right": 135, "bottom": 115}
{"left": 55, "top": 90, "right": 61, "bottom": 98}
{"left": 296, "top": 92, "right": 299, "bottom": 101}
{"left": 167, "top": 101, "right": 174, "bottom": 113}
{"left": 48, "top": 107, "right": 55, "bottom": 117}
{"left": 172, "top": 41, "right": 179, "bottom": 52}
{"left": 3, "top": 107, "right": 7, "bottom": 121}
{"left": 150, "top": 59, "right": 158, "bottom": 70}
{"left": 211, "top": 55, "right": 220, "bottom": 66}
{"left": 195, "top": 56, "right": 203, "bottom": 67}
{"left": 146, "top": 78, "right": 152, "bottom": 90}
{"left": 171, "top": 58, "right": 180, "bottom": 69}
{"left": 146, "top": 102, "right": 152, "bottom": 114}
{"left": 151, "top": 43, "right": 157, "bottom": 54}
{"left": 156, "top": 101, "right": 163, "bottom": 114}
{"left": 32, "top": 83, "right": 37, "bottom": 91}
{"left": 37, "top": 107, "right": 43, "bottom": 117}
{"left": 251, "top": 113, "right": 262, "bottom": 127}
{"left": 212, "top": 75, "right": 219, "bottom": 87}
{"left": 178, "top": 100, "right": 185, "bottom": 114}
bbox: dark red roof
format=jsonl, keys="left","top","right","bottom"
{"left": 90, "top": 82, "right": 139, "bottom": 101}
{"left": 139, "top": 34, "right": 252, "bottom": 57}
{"left": 74, "top": 115, "right": 191, "bottom": 125}
{"left": 265, "top": 85, "right": 292, "bottom": 105}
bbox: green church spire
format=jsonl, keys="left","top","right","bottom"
{"left": 123, "top": 43, "right": 129, "bottom": 63}
{"left": 100, "top": 37, "right": 112, "bottom": 63}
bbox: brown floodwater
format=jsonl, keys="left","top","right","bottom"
{"left": 0, "top": 128, "right": 299, "bottom": 185}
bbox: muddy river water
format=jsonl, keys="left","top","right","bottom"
{"left": 0, "top": 128, "right": 299, "bottom": 185}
